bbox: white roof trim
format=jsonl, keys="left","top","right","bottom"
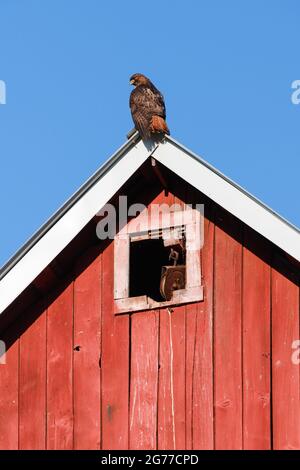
{"left": 0, "top": 137, "right": 153, "bottom": 314}
{"left": 0, "top": 135, "right": 299, "bottom": 315}
{"left": 156, "top": 137, "right": 300, "bottom": 261}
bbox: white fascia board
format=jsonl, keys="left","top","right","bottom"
{"left": 0, "top": 139, "right": 151, "bottom": 315}
{"left": 154, "top": 139, "right": 300, "bottom": 262}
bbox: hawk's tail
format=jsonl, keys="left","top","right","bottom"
{"left": 150, "top": 115, "right": 170, "bottom": 136}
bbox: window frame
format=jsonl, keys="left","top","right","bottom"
{"left": 114, "top": 206, "right": 203, "bottom": 314}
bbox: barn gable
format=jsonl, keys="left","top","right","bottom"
{"left": 0, "top": 134, "right": 299, "bottom": 451}
{"left": 0, "top": 133, "right": 299, "bottom": 320}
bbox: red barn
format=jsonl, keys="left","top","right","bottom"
{"left": 0, "top": 134, "right": 299, "bottom": 450}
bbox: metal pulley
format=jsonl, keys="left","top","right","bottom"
{"left": 160, "top": 264, "right": 186, "bottom": 301}
{"left": 160, "top": 241, "right": 186, "bottom": 301}
{"left": 157, "top": 227, "right": 186, "bottom": 301}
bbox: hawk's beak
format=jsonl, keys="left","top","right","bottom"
{"left": 130, "top": 79, "right": 135, "bottom": 85}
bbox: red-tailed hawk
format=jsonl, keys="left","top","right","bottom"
{"left": 129, "top": 73, "right": 170, "bottom": 140}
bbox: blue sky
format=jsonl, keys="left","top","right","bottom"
{"left": 0, "top": 0, "right": 299, "bottom": 267}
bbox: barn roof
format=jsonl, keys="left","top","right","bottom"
{"left": 0, "top": 133, "right": 299, "bottom": 316}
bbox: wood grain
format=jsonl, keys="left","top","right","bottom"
{"left": 0, "top": 327, "right": 19, "bottom": 450}
{"left": 214, "top": 210, "right": 243, "bottom": 450}
{"left": 19, "top": 304, "right": 47, "bottom": 449}
{"left": 73, "top": 249, "right": 101, "bottom": 449}
{"left": 191, "top": 207, "right": 214, "bottom": 449}
{"left": 272, "top": 257, "right": 300, "bottom": 449}
{"left": 243, "top": 229, "right": 271, "bottom": 449}
{"left": 101, "top": 241, "right": 130, "bottom": 450}
{"left": 47, "top": 282, "right": 74, "bottom": 450}
{"left": 130, "top": 311, "right": 159, "bottom": 449}
{"left": 158, "top": 306, "right": 186, "bottom": 449}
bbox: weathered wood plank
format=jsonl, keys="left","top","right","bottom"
{"left": 158, "top": 306, "right": 186, "bottom": 449}
{"left": 0, "top": 328, "right": 19, "bottom": 450}
{"left": 174, "top": 183, "right": 194, "bottom": 450}
{"left": 243, "top": 229, "right": 271, "bottom": 449}
{"left": 73, "top": 249, "right": 101, "bottom": 449}
{"left": 156, "top": 190, "right": 186, "bottom": 450}
{"left": 214, "top": 209, "right": 243, "bottom": 450}
{"left": 101, "top": 241, "right": 130, "bottom": 450}
{"left": 185, "top": 303, "right": 197, "bottom": 450}
{"left": 19, "top": 304, "right": 47, "bottom": 449}
{"left": 191, "top": 208, "right": 214, "bottom": 449}
{"left": 130, "top": 310, "right": 159, "bottom": 450}
{"left": 272, "top": 257, "right": 300, "bottom": 449}
{"left": 47, "top": 282, "right": 74, "bottom": 450}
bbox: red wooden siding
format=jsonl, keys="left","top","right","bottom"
{"left": 243, "top": 228, "right": 271, "bottom": 450}
{"left": 130, "top": 311, "right": 159, "bottom": 449}
{"left": 47, "top": 282, "right": 74, "bottom": 450}
{"left": 19, "top": 304, "right": 47, "bottom": 450}
{"left": 101, "top": 241, "right": 130, "bottom": 450}
{"left": 0, "top": 184, "right": 299, "bottom": 450}
{"left": 0, "top": 327, "right": 19, "bottom": 450}
{"left": 272, "top": 256, "right": 300, "bottom": 449}
{"left": 158, "top": 306, "right": 186, "bottom": 449}
{"left": 190, "top": 205, "right": 214, "bottom": 450}
{"left": 214, "top": 209, "right": 243, "bottom": 450}
{"left": 73, "top": 248, "right": 102, "bottom": 450}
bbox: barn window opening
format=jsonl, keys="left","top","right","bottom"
{"left": 114, "top": 207, "right": 203, "bottom": 313}
{"left": 129, "top": 228, "right": 186, "bottom": 302}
